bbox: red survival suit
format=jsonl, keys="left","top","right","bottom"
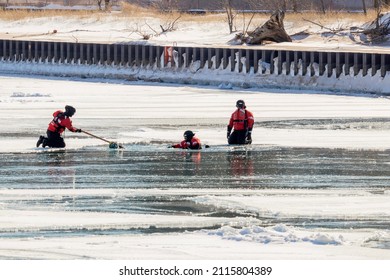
{"left": 48, "top": 110, "right": 78, "bottom": 134}
{"left": 42, "top": 110, "right": 79, "bottom": 148}
{"left": 172, "top": 136, "right": 202, "bottom": 150}
{"left": 227, "top": 108, "right": 254, "bottom": 145}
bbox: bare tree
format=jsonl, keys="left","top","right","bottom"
{"left": 159, "top": 14, "right": 182, "bottom": 33}
{"left": 97, "top": 0, "right": 103, "bottom": 10}
{"left": 282, "top": 0, "right": 287, "bottom": 11}
{"left": 291, "top": 0, "right": 298, "bottom": 12}
{"left": 362, "top": 0, "right": 367, "bottom": 15}
{"left": 96, "top": 0, "right": 110, "bottom": 11}
{"left": 374, "top": 0, "right": 380, "bottom": 10}
{"left": 319, "top": 0, "right": 326, "bottom": 14}
{"left": 373, "top": 0, "right": 389, "bottom": 11}
{"left": 377, "top": 0, "right": 390, "bottom": 10}
{"left": 224, "top": 0, "right": 236, "bottom": 34}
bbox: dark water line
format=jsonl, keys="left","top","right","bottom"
{"left": 2, "top": 147, "right": 390, "bottom": 190}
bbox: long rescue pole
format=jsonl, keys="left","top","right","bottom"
{"left": 82, "top": 130, "right": 124, "bottom": 149}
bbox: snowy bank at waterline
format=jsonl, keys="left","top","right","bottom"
{"left": 1, "top": 57, "right": 390, "bottom": 95}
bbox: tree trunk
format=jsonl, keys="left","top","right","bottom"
{"left": 246, "top": 10, "right": 292, "bottom": 45}
{"left": 282, "top": 0, "right": 287, "bottom": 11}
{"left": 292, "top": 0, "right": 298, "bottom": 12}
{"left": 225, "top": 0, "right": 235, "bottom": 34}
{"left": 374, "top": 0, "right": 383, "bottom": 10}
{"left": 362, "top": 0, "right": 367, "bottom": 15}
{"left": 319, "top": 0, "right": 326, "bottom": 14}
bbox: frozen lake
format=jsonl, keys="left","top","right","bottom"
{"left": 1, "top": 75, "right": 390, "bottom": 259}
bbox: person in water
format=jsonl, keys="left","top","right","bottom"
{"left": 227, "top": 99, "right": 254, "bottom": 145}
{"left": 170, "top": 130, "right": 202, "bottom": 150}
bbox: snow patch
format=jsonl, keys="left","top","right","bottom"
{"left": 218, "top": 82, "right": 233, "bottom": 89}
{"left": 207, "top": 224, "right": 344, "bottom": 246}
{"left": 11, "top": 92, "right": 51, "bottom": 98}
{"left": 363, "top": 231, "right": 390, "bottom": 249}
{"left": 302, "top": 233, "right": 344, "bottom": 245}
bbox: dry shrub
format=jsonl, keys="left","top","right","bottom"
{"left": 0, "top": 8, "right": 95, "bottom": 21}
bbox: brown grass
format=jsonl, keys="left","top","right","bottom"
{"left": 0, "top": 8, "right": 97, "bottom": 21}
{"left": 0, "top": 2, "right": 379, "bottom": 28}
{"left": 119, "top": 2, "right": 225, "bottom": 22}
{"left": 119, "top": 2, "right": 154, "bottom": 17}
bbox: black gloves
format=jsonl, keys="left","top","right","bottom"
{"left": 227, "top": 126, "right": 232, "bottom": 139}
{"left": 75, "top": 129, "right": 82, "bottom": 133}
{"left": 246, "top": 130, "right": 252, "bottom": 144}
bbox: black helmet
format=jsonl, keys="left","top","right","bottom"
{"left": 65, "top": 105, "right": 76, "bottom": 117}
{"left": 236, "top": 100, "right": 246, "bottom": 109}
{"left": 183, "top": 130, "right": 195, "bottom": 141}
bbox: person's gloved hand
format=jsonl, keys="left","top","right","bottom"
{"left": 75, "top": 129, "right": 82, "bottom": 133}
{"left": 227, "top": 126, "right": 232, "bottom": 139}
{"left": 246, "top": 132, "right": 252, "bottom": 144}
{"left": 168, "top": 145, "right": 174, "bottom": 148}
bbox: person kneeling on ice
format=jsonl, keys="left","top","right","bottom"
{"left": 36, "top": 105, "right": 82, "bottom": 148}
{"left": 170, "top": 130, "right": 202, "bottom": 150}
{"left": 227, "top": 99, "right": 254, "bottom": 145}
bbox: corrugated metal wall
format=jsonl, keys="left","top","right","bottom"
{"left": 1, "top": 39, "right": 389, "bottom": 78}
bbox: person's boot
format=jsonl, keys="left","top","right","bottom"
{"left": 36, "top": 136, "right": 45, "bottom": 147}
{"left": 42, "top": 138, "right": 48, "bottom": 148}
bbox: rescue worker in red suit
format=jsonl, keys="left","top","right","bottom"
{"left": 36, "top": 105, "right": 82, "bottom": 148}
{"left": 170, "top": 130, "right": 202, "bottom": 150}
{"left": 227, "top": 100, "right": 254, "bottom": 145}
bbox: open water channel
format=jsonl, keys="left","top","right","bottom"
{"left": 1, "top": 145, "right": 390, "bottom": 239}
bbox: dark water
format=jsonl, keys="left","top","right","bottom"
{"left": 2, "top": 146, "right": 390, "bottom": 189}
{"left": 1, "top": 145, "right": 390, "bottom": 238}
